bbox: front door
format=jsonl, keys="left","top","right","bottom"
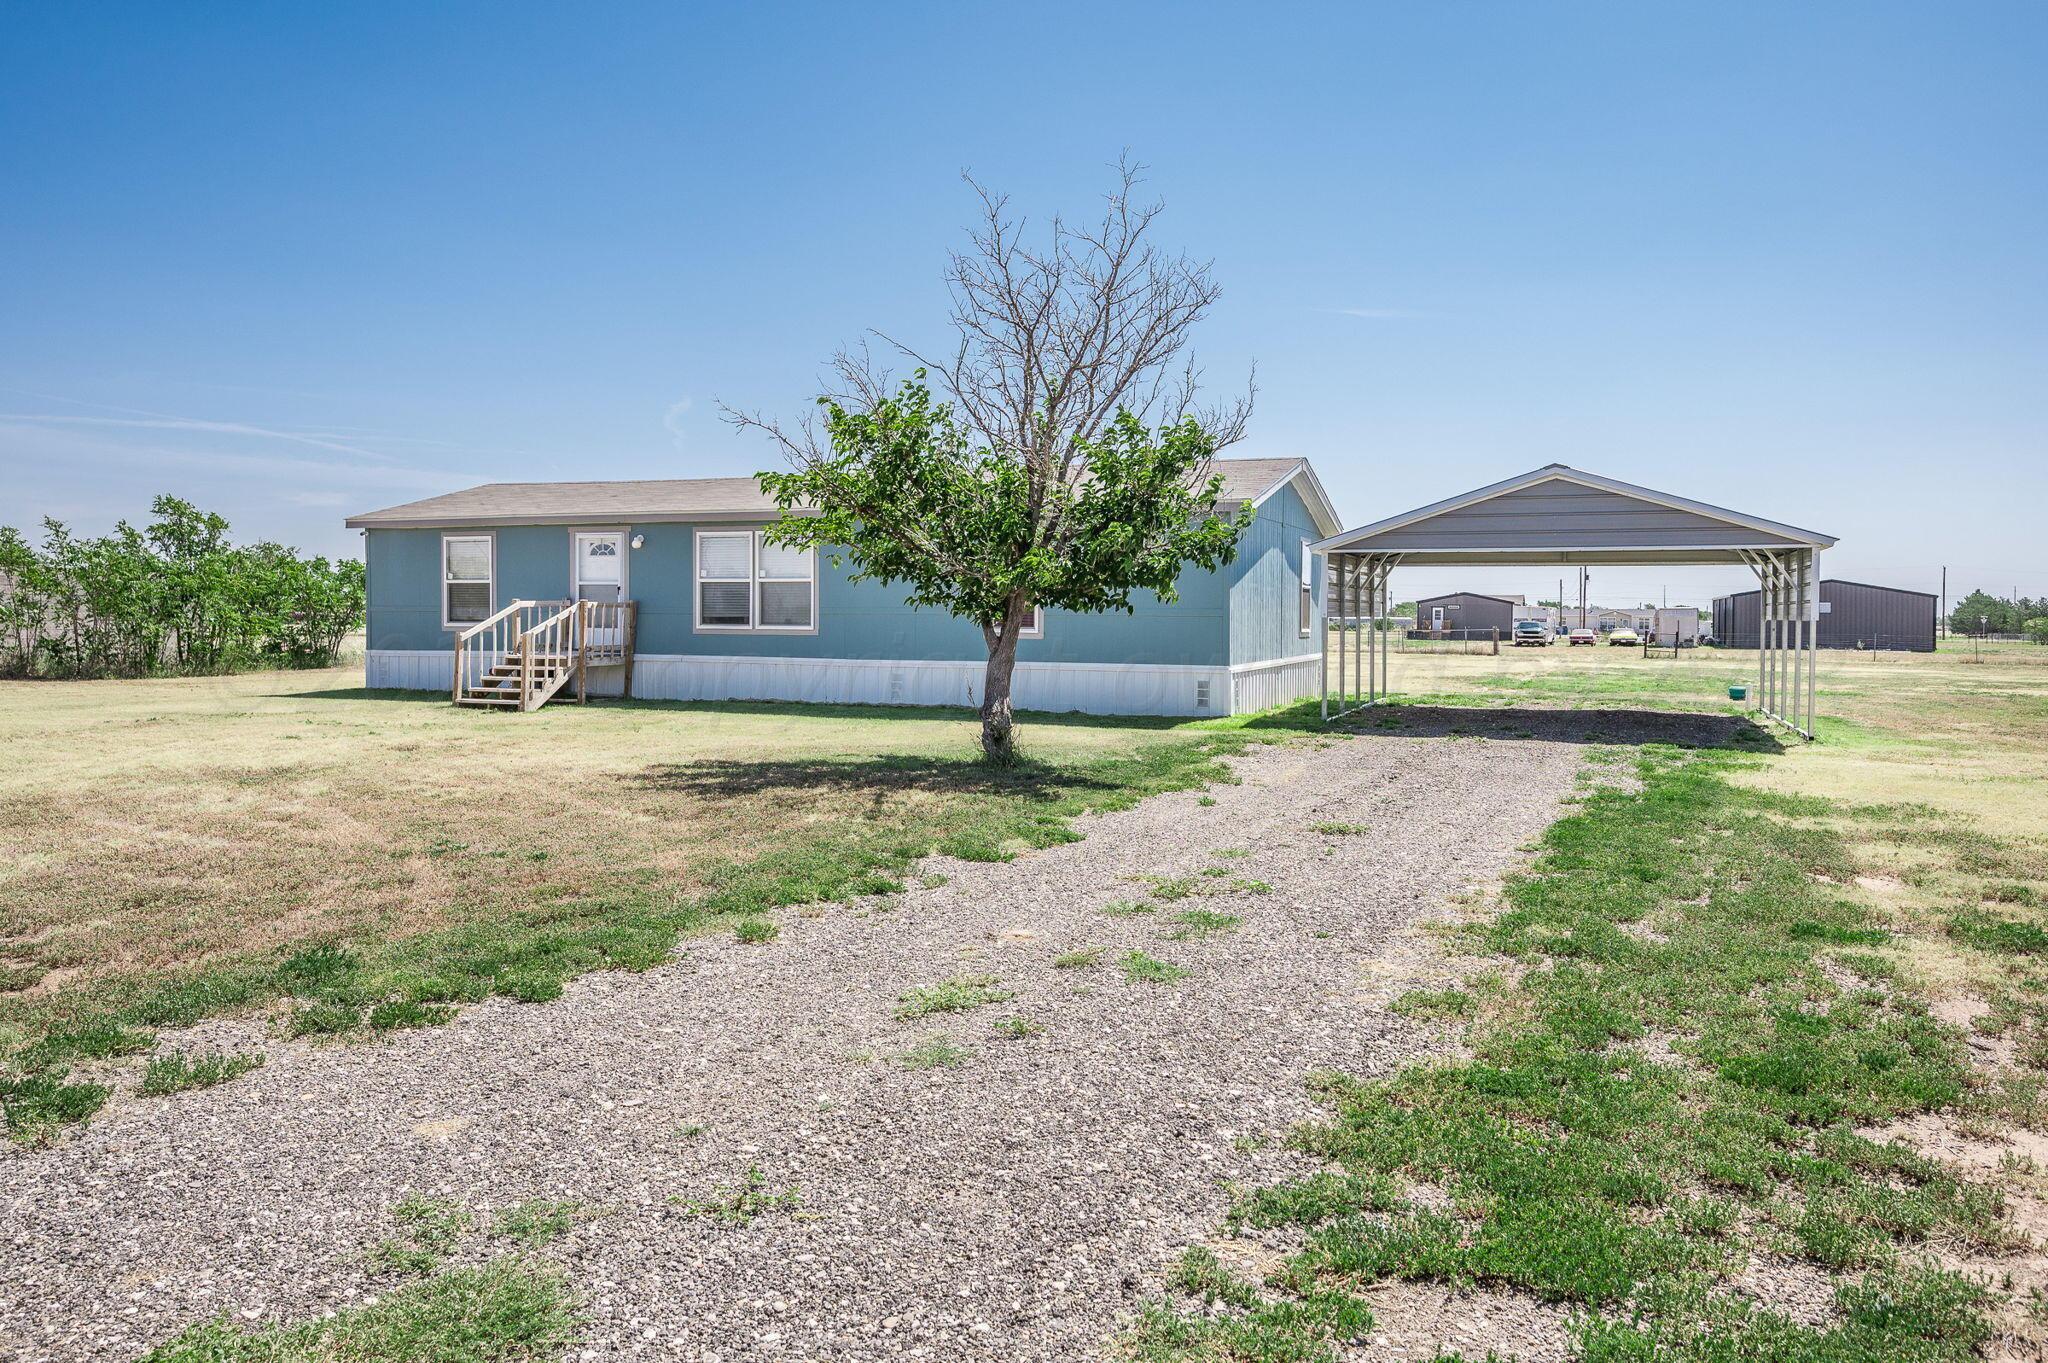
{"left": 573, "top": 532, "right": 626, "bottom": 647}
{"left": 1431, "top": 606, "right": 1445, "bottom": 631}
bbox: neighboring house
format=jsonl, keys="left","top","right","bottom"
{"left": 1412, "top": 592, "right": 1515, "bottom": 636}
{"left": 1514, "top": 603, "right": 1559, "bottom": 628}
{"left": 345, "top": 458, "right": 1342, "bottom": 717}
{"left": 1711, "top": 580, "right": 1936, "bottom": 652}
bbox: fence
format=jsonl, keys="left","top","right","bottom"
{"left": 1398, "top": 627, "right": 1500, "bottom": 656}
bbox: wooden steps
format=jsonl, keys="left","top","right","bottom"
{"left": 452, "top": 600, "right": 637, "bottom": 713}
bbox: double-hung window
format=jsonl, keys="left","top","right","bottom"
{"left": 442, "top": 534, "right": 493, "bottom": 628}
{"left": 695, "top": 530, "right": 816, "bottom": 632}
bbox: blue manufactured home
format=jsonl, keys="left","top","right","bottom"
{"left": 345, "top": 458, "right": 1340, "bottom": 716}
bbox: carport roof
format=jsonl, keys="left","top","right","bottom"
{"left": 1312, "top": 464, "right": 1837, "bottom": 566}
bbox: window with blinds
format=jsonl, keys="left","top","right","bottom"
{"left": 696, "top": 531, "right": 815, "bottom": 632}
{"left": 442, "top": 535, "right": 492, "bottom": 627}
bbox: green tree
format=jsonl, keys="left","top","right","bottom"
{"left": 735, "top": 163, "right": 1252, "bottom": 761}
{"left": 2024, "top": 617, "right": 2048, "bottom": 645}
{"left": 1950, "top": 589, "right": 2013, "bottom": 635}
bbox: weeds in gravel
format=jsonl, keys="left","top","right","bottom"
{"left": 0, "top": 1072, "right": 108, "bottom": 1143}
{"left": 993, "top": 1015, "right": 1044, "bottom": 1038}
{"left": 1053, "top": 947, "right": 1106, "bottom": 969}
{"left": 894, "top": 974, "right": 1013, "bottom": 1019}
{"left": 1101, "top": 899, "right": 1157, "bottom": 917}
{"left": 1167, "top": 910, "right": 1241, "bottom": 940}
{"left": 673, "top": 1166, "right": 804, "bottom": 1225}
{"left": 138, "top": 1051, "right": 264, "bottom": 1096}
{"left": 491, "top": 1199, "right": 588, "bottom": 1247}
{"left": 1134, "top": 744, "right": 2010, "bottom": 1361}
{"left": 1311, "top": 821, "right": 1367, "bottom": 836}
{"left": 394, "top": 1195, "right": 472, "bottom": 1255}
{"left": 899, "top": 1037, "right": 969, "bottom": 1069}
{"left": 1120, "top": 950, "right": 1191, "bottom": 985}
{"left": 734, "top": 916, "right": 780, "bottom": 944}
{"left": 141, "top": 1257, "right": 575, "bottom": 1362}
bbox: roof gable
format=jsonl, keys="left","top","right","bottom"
{"left": 1314, "top": 465, "right": 1836, "bottom": 563}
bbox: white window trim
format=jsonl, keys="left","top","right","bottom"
{"left": 693, "top": 528, "right": 819, "bottom": 635}
{"left": 441, "top": 532, "right": 494, "bottom": 631}
{"left": 1298, "top": 538, "right": 1314, "bottom": 636}
{"left": 1017, "top": 604, "right": 1044, "bottom": 640}
{"left": 569, "top": 527, "right": 630, "bottom": 603}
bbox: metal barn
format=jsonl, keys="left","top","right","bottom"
{"left": 1412, "top": 592, "right": 1516, "bottom": 636}
{"left": 1711, "top": 580, "right": 1935, "bottom": 652}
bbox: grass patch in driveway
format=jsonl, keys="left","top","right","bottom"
{"left": 1166, "top": 909, "right": 1241, "bottom": 940}
{"left": 137, "top": 1051, "right": 265, "bottom": 1096}
{"left": 899, "top": 1037, "right": 970, "bottom": 1070}
{"left": 140, "top": 1256, "right": 575, "bottom": 1362}
{"left": 1133, "top": 744, "right": 2010, "bottom": 1360}
{"left": 1120, "top": 950, "right": 1191, "bottom": 985}
{"left": 672, "top": 1166, "right": 805, "bottom": 1225}
{"left": 894, "top": 974, "right": 1013, "bottom": 1019}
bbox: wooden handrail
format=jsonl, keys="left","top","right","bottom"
{"left": 455, "top": 598, "right": 528, "bottom": 645}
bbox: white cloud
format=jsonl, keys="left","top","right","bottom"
{"left": 663, "top": 397, "right": 694, "bottom": 449}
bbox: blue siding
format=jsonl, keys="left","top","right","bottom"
{"left": 366, "top": 523, "right": 1228, "bottom": 666}
{"left": 1225, "top": 481, "right": 1323, "bottom": 666}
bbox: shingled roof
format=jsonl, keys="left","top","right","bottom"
{"left": 345, "top": 458, "right": 1338, "bottom": 531}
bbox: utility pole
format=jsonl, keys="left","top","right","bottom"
{"left": 1577, "top": 567, "right": 1589, "bottom": 631}
{"left": 1940, "top": 565, "right": 1947, "bottom": 639}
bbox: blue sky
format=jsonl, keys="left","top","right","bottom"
{"left": 3, "top": 2, "right": 2043, "bottom": 608}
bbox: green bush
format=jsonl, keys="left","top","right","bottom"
{"left": 0, "top": 496, "right": 364, "bottom": 678}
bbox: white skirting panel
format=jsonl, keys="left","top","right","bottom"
{"left": 1229, "top": 654, "right": 1320, "bottom": 714}
{"left": 366, "top": 650, "right": 1248, "bottom": 716}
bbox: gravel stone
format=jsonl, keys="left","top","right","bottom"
{"left": 0, "top": 716, "right": 1691, "bottom": 1362}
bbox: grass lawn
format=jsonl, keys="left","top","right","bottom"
{"left": 0, "top": 667, "right": 1300, "bottom": 1139}
{"left": 1132, "top": 638, "right": 2048, "bottom": 1359}
{"left": 10, "top": 644, "right": 2048, "bottom": 1361}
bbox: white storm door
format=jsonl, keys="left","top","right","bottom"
{"left": 573, "top": 532, "right": 626, "bottom": 647}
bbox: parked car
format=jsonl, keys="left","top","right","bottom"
{"left": 1608, "top": 627, "right": 1640, "bottom": 645}
{"left": 1512, "top": 620, "right": 1551, "bottom": 647}
{"left": 1568, "top": 627, "right": 1597, "bottom": 645}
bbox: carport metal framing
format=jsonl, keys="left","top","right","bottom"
{"left": 1312, "top": 466, "right": 1837, "bottom": 740}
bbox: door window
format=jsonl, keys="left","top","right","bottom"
{"left": 575, "top": 533, "right": 624, "bottom": 603}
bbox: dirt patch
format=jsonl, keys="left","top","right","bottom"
{"left": 1353, "top": 1281, "right": 1574, "bottom": 1361}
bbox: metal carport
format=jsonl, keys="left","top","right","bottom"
{"left": 1312, "top": 464, "right": 1840, "bottom": 739}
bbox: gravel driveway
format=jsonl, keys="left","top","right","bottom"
{"left": 1, "top": 717, "right": 1660, "bottom": 1362}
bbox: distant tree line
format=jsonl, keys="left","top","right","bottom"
{"left": 0, "top": 496, "right": 365, "bottom": 678}
{"left": 1948, "top": 589, "right": 2048, "bottom": 641}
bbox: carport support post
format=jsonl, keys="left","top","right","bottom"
{"left": 1794, "top": 550, "right": 1809, "bottom": 737}
{"left": 1333, "top": 555, "right": 1346, "bottom": 713}
{"left": 1806, "top": 549, "right": 1819, "bottom": 736}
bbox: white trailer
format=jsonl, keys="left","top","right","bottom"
{"left": 1651, "top": 607, "right": 1701, "bottom": 647}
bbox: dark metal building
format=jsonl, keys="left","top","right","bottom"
{"left": 1412, "top": 592, "right": 1516, "bottom": 636}
{"left": 1711, "top": 579, "right": 1935, "bottom": 651}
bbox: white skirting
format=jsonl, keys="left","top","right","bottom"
{"left": 1229, "top": 653, "right": 1321, "bottom": 714}
{"left": 365, "top": 650, "right": 1319, "bottom": 717}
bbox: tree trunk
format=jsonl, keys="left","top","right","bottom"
{"left": 978, "top": 596, "right": 1029, "bottom": 763}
